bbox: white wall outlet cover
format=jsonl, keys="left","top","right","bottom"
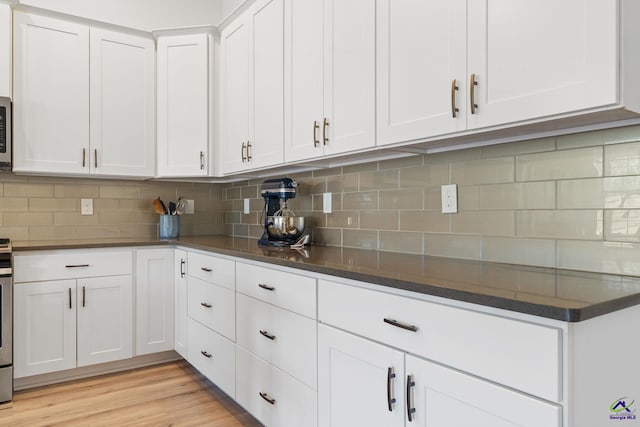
{"left": 441, "top": 184, "right": 458, "bottom": 214}
{"left": 323, "top": 192, "right": 332, "bottom": 214}
{"left": 81, "top": 198, "right": 93, "bottom": 215}
{"left": 184, "top": 199, "right": 195, "bottom": 214}
{"left": 243, "top": 198, "right": 250, "bottom": 214}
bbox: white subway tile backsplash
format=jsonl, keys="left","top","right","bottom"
{"left": 482, "top": 236, "right": 556, "bottom": 268}
{"left": 424, "top": 233, "right": 482, "bottom": 260}
{"left": 558, "top": 177, "right": 640, "bottom": 209}
{"left": 480, "top": 182, "right": 556, "bottom": 210}
{"left": 516, "top": 147, "right": 603, "bottom": 181}
{"left": 605, "top": 141, "right": 640, "bottom": 176}
{"left": 557, "top": 240, "right": 640, "bottom": 275}
{"left": 450, "top": 157, "right": 514, "bottom": 185}
{"left": 517, "top": 210, "right": 603, "bottom": 240}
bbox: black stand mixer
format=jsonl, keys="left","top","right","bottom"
{"left": 258, "top": 178, "right": 307, "bottom": 247}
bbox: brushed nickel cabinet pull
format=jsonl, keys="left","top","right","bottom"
{"left": 180, "top": 259, "right": 186, "bottom": 278}
{"left": 201, "top": 267, "right": 212, "bottom": 272}
{"left": 322, "top": 117, "right": 329, "bottom": 146}
{"left": 451, "top": 79, "right": 459, "bottom": 118}
{"left": 200, "top": 350, "right": 212, "bottom": 358}
{"left": 407, "top": 374, "right": 416, "bottom": 422}
{"left": 313, "top": 120, "right": 320, "bottom": 147}
{"left": 200, "top": 302, "right": 212, "bottom": 308}
{"left": 259, "top": 330, "right": 276, "bottom": 340}
{"left": 82, "top": 286, "right": 86, "bottom": 307}
{"left": 383, "top": 318, "right": 418, "bottom": 332}
{"left": 259, "top": 392, "right": 276, "bottom": 405}
{"left": 258, "top": 283, "right": 275, "bottom": 291}
{"left": 94, "top": 149, "right": 98, "bottom": 168}
{"left": 470, "top": 73, "right": 478, "bottom": 114}
{"left": 65, "top": 264, "right": 90, "bottom": 268}
{"left": 387, "top": 367, "right": 397, "bottom": 412}
{"left": 68, "top": 288, "right": 72, "bottom": 309}
{"left": 241, "top": 142, "right": 247, "bottom": 162}
{"left": 246, "top": 141, "right": 252, "bottom": 161}
{"left": 200, "top": 151, "right": 205, "bottom": 170}
{"left": 82, "top": 148, "right": 86, "bottom": 167}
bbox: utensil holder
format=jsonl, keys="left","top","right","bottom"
{"left": 159, "top": 215, "right": 180, "bottom": 239}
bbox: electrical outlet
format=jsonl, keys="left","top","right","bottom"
{"left": 243, "top": 198, "right": 250, "bottom": 214}
{"left": 184, "top": 199, "right": 195, "bottom": 214}
{"left": 323, "top": 192, "right": 332, "bottom": 213}
{"left": 441, "top": 184, "right": 458, "bottom": 213}
{"left": 81, "top": 198, "right": 93, "bottom": 215}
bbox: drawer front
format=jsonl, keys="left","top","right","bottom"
{"left": 14, "top": 249, "right": 132, "bottom": 283}
{"left": 188, "top": 277, "right": 235, "bottom": 341}
{"left": 236, "top": 293, "right": 317, "bottom": 389}
{"left": 187, "top": 318, "right": 235, "bottom": 398}
{"left": 236, "top": 262, "right": 316, "bottom": 318}
{"left": 187, "top": 252, "right": 235, "bottom": 290}
{"left": 318, "top": 280, "right": 562, "bottom": 403}
{"left": 236, "top": 346, "right": 317, "bottom": 427}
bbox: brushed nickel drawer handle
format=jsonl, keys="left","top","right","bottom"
{"left": 241, "top": 142, "right": 247, "bottom": 162}
{"left": 407, "top": 374, "right": 416, "bottom": 422}
{"left": 470, "top": 73, "right": 478, "bottom": 114}
{"left": 82, "top": 286, "right": 86, "bottom": 307}
{"left": 82, "top": 148, "right": 86, "bottom": 167}
{"left": 259, "top": 330, "right": 276, "bottom": 340}
{"left": 200, "top": 350, "right": 212, "bottom": 358}
{"left": 258, "top": 283, "right": 275, "bottom": 291}
{"left": 387, "top": 367, "right": 397, "bottom": 412}
{"left": 450, "top": 79, "right": 459, "bottom": 118}
{"left": 65, "top": 264, "right": 90, "bottom": 268}
{"left": 200, "top": 151, "right": 205, "bottom": 170}
{"left": 322, "top": 117, "right": 329, "bottom": 146}
{"left": 383, "top": 318, "right": 418, "bottom": 332}
{"left": 313, "top": 120, "right": 320, "bottom": 147}
{"left": 68, "top": 288, "right": 72, "bottom": 309}
{"left": 259, "top": 392, "right": 276, "bottom": 405}
{"left": 201, "top": 267, "right": 212, "bottom": 272}
{"left": 94, "top": 149, "right": 98, "bottom": 168}
{"left": 180, "top": 259, "right": 186, "bottom": 278}
{"left": 246, "top": 141, "right": 252, "bottom": 161}
{"left": 200, "top": 302, "right": 212, "bottom": 308}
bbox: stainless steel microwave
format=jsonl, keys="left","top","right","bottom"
{"left": 0, "top": 97, "right": 11, "bottom": 172}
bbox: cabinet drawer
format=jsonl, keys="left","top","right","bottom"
{"left": 236, "top": 293, "right": 317, "bottom": 389}
{"left": 14, "top": 249, "right": 132, "bottom": 283}
{"left": 187, "top": 252, "right": 235, "bottom": 290}
{"left": 236, "top": 346, "right": 317, "bottom": 427}
{"left": 236, "top": 262, "right": 316, "bottom": 318}
{"left": 318, "top": 280, "right": 562, "bottom": 403}
{"left": 188, "top": 277, "right": 235, "bottom": 341}
{"left": 187, "top": 318, "right": 235, "bottom": 398}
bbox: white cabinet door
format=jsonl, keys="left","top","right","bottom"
{"left": 377, "top": 0, "right": 467, "bottom": 146}
{"left": 406, "top": 354, "right": 561, "bottom": 427}
{"left": 285, "top": 0, "right": 324, "bottom": 162}
{"left": 174, "top": 249, "right": 188, "bottom": 358}
{"left": 135, "top": 249, "right": 175, "bottom": 355}
{"left": 220, "top": 17, "right": 250, "bottom": 174}
{"left": 157, "top": 33, "right": 210, "bottom": 177}
{"left": 247, "top": 0, "right": 284, "bottom": 170}
{"left": 90, "top": 28, "right": 155, "bottom": 177}
{"left": 322, "top": 0, "right": 375, "bottom": 157}
{"left": 467, "top": 0, "right": 616, "bottom": 129}
{"left": 13, "top": 12, "right": 89, "bottom": 174}
{"left": 318, "top": 324, "right": 405, "bottom": 427}
{"left": 0, "top": 4, "right": 11, "bottom": 98}
{"left": 77, "top": 275, "right": 133, "bottom": 367}
{"left": 14, "top": 280, "right": 77, "bottom": 378}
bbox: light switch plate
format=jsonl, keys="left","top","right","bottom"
{"left": 243, "top": 198, "right": 250, "bottom": 214}
{"left": 184, "top": 199, "right": 195, "bottom": 214}
{"left": 81, "top": 198, "right": 93, "bottom": 215}
{"left": 441, "top": 184, "right": 458, "bottom": 213}
{"left": 323, "top": 192, "right": 332, "bottom": 213}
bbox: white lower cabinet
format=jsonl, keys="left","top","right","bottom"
{"left": 135, "top": 249, "right": 175, "bottom": 355}
{"left": 14, "top": 276, "right": 133, "bottom": 377}
{"left": 188, "top": 276, "right": 235, "bottom": 341}
{"left": 174, "top": 249, "right": 188, "bottom": 358}
{"left": 187, "top": 318, "right": 235, "bottom": 398}
{"left": 318, "top": 324, "right": 561, "bottom": 427}
{"left": 236, "top": 346, "right": 317, "bottom": 427}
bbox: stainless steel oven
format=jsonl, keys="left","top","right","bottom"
{"left": 0, "top": 239, "right": 12, "bottom": 402}
{"left": 0, "top": 97, "right": 12, "bottom": 172}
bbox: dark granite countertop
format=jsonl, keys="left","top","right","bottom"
{"left": 13, "top": 235, "right": 640, "bottom": 322}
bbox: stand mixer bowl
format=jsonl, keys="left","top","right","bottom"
{"left": 266, "top": 216, "right": 305, "bottom": 241}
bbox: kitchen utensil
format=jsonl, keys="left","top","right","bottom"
{"left": 159, "top": 199, "right": 168, "bottom": 215}
{"left": 175, "top": 197, "right": 186, "bottom": 215}
{"left": 169, "top": 202, "right": 176, "bottom": 215}
{"left": 153, "top": 197, "right": 167, "bottom": 215}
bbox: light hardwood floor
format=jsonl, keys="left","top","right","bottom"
{"left": 0, "top": 360, "right": 263, "bottom": 426}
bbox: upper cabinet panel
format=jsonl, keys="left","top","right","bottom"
{"left": 13, "top": 12, "right": 89, "bottom": 175}
{"left": 157, "top": 33, "right": 210, "bottom": 177}
{"left": 0, "top": 4, "right": 12, "bottom": 98}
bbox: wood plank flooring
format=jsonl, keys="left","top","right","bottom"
{"left": 0, "top": 360, "right": 263, "bottom": 426}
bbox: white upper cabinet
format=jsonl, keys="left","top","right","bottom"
{"left": 13, "top": 11, "right": 155, "bottom": 177}
{"left": 156, "top": 32, "right": 211, "bottom": 177}
{"left": 285, "top": 0, "right": 375, "bottom": 162}
{"left": 220, "top": 0, "right": 284, "bottom": 174}
{"left": 90, "top": 28, "right": 155, "bottom": 177}
{"left": 0, "top": 4, "right": 12, "bottom": 98}
{"left": 13, "top": 12, "right": 89, "bottom": 174}
{"left": 466, "top": 0, "right": 617, "bottom": 129}
{"left": 377, "top": 0, "right": 467, "bottom": 145}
